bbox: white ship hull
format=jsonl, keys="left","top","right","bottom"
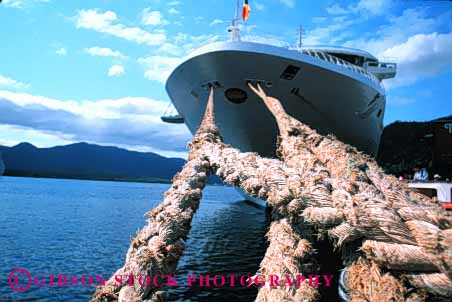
{"left": 166, "top": 41, "right": 387, "bottom": 205}
{"left": 166, "top": 41, "right": 385, "bottom": 157}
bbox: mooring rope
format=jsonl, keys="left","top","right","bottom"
{"left": 93, "top": 86, "right": 451, "bottom": 302}
{"left": 248, "top": 83, "right": 451, "bottom": 301}
{"left": 92, "top": 90, "right": 217, "bottom": 302}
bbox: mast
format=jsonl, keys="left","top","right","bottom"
{"left": 297, "top": 25, "right": 304, "bottom": 48}
{"left": 229, "top": 0, "right": 241, "bottom": 41}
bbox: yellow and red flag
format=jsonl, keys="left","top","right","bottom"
{"left": 242, "top": 0, "right": 250, "bottom": 21}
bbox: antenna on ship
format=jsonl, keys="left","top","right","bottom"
{"left": 229, "top": 0, "right": 241, "bottom": 41}
{"left": 297, "top": 25, "right": 305, "bottom": 48}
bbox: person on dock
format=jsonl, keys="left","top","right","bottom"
{"left": 413, "top": 165, "right": 429, "bottom": 181}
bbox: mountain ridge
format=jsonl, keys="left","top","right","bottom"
{"left": 0, "top": 142, "right": 186, "bottom": 183}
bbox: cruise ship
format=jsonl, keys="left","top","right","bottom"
{"left": 163, "top": 3, "right": 397, "bottom": 198}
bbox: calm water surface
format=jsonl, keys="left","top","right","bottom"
{"left": 0, "top": 176, "right": 269, "bottom": 302}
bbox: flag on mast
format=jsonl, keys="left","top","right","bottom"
{"left": 242, "top": 0, "right": 250, "bottom": 21}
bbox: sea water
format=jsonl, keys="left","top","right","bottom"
{"left": 0, "top": 176, "right": 268, "bottom": 302}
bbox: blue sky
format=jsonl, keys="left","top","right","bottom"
{"left": 0, "top": 0, "right": 451, "bottom": 158}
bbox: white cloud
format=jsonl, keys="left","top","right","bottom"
{"left": 253, "top": 1, "right": 265, "bottom": 11}
{"left": 0, "top": 124, "right": 74, "bottom": 148}
{"left": 312, "top": 17, "right": 327, "bottom": 24}
{"left": 108, "top": 65, "right": 125, "bottom": 77}
{"left": 168, "top": 8, "right": 179, "bottom": 15}
{"left": 356, "top": 0, "right": 391, "bottom": 16}
{"left": 279, "top": 0, "right": 295, "bottom": 8}
{"left": 138, "top": 33, "right": 221, "bottom": 82}
{"left": 194, "top": 16, "right": 204, "bottom": 23}
{"left": 300, "top": 0, "right": 407, "bottom": 46}
{"left": 157, "top": 43, "right": 183, "bottom": 56}
{"left": 141, "top": 8, "right": 168, "bottom": 26}
{"left": 2, "top": 0, "right": 25, "bottom": 8}
{"left": 2, "top": 0, "right": 49, "bottom": 9}
{"left": 176, "top": 33, "right": 221, "bottom": 54}
{"left": 75, "top": 9, "right": 166, "bottom": 46}
{"left": 295, "top": 4, "right": 452, "bottom": 91}
{"left": 317, "top": 4, "right": 450, "bottom": 50}
{"left": 316, "top": 6, "right": 452, "bottom": 90}
{"left": 167, "top": 1, "right": 180, "bottom": 6}
{"left": 325, "top": 7, "right": 452, "bottom": 89}
{"left": 55, "top": 47, "right": 67, "bottom": 56}
{"left": 326, "top": 4, "right": 348, "bottom": 15}
{"left": 342, "top": 8, "right": 441, "bottom": 54}
{"left": 138, "top": 56, "right": 181, "bottom": 83}
{"left": 303, "top": 19, "right": 357, "bottom": 45}
{"left": 326, "top": 0, "right": 390, "bottom": 16}
{"left": 381, "top": 32, "right": 452, "bottom": 88}
{"left": 0, "top": 75, "right": 28, "bottom": 89}
{"left": 0, "top": 90, "right": 191, "bottom": 155}
{"left": 209, "top": 19, "right": 224, "bottom": 26}
{"left": 85, "top": 46, "right": 127, "bottom": 59}
{"left": 242, "top": 34, "right": 289, "bottom": 47}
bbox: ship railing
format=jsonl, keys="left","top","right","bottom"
{"left": 300, "top": 49, "right": 380, "bottom": 85}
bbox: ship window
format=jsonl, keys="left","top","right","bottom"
{"left": 190, "top": 90, "right": 199, "bottom": 99}
{"left": 225, "top": 88, "right": 247, "bottom": 104}
{"left": 280, "top": 65, "right": 300, "bottom": 80}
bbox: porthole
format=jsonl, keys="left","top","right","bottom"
{"left": 225, "top": 88, "right": 248, "bottom": 104}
